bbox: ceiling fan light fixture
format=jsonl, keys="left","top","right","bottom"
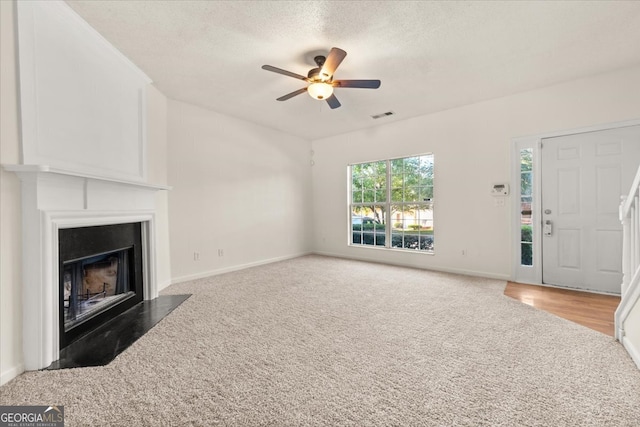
{"left": 307, "top": 82, "right": 334, "bottom": 100}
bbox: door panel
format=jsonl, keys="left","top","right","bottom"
{"left": 541, "top": 125, "right": 640, "bottom": 294}
{"left": 557, "top": 228, "right": 580, "bottom": 269}
{"left": 596, "top": 166, "right": 620, "bottom": 213}
{"left": 557, "top": 168, "right": 580, "bottom": 214}
{"left": 595, "top": 229, "right": 622, "bottom": 273}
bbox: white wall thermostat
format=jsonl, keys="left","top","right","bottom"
{"left": 491, "top": 183, "right": 510, "bottom": 196}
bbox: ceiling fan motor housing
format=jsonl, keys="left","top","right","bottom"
{"left": 307, "top": 67, "right": 320, "bottom": 80}
{"left": 307, "top": 67, "right": 330, "bottom": 82}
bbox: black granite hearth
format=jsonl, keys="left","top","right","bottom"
{"left": 47, "top": 294, "right": 191, "bottom": 370}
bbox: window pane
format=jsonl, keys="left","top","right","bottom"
{"left": 351, "top": 206, "right": 385, "bottom": 247}
{"left": 391, "top": 205, "right": 430, "bottom": 250}
{"left": 421, "top": 155, "right": 434, "bottom": 170}
{"left": 351, "top": 163, "right": 363, "bottom": 177}
{"left": 391, "top": 185, "right": 403, "bottom": 202}
{"left": 391, "top": 159, "right": 403, "bottom": 174}
{"left": 419, "top": 155, "right": 434, "bottom": 186}
{"left": 391, "top": 232, "right": 405, "bottom": 249}
{"left": 521, "top": 172, "right": 532, "bottom": 197}
{"left": 404, "top": 187, "right": 420, "bottom": 202}
{"left": 352, "top": 162, "right": 386, "bottom": 189}
{"left": 520, "top": 148, "right": 533, "bottom": 172}
{"left": 521, "top": 243, "right": 533, "bottom": 266}
{"left": 415, "top": 205, "right": 434, "bottom": 231}
{"left": 404, "top": 158, "right": 421, "bottom": 188}
{"left": 360, "top": 162, "right": 377, "bottom": 177}
{"left": 520, "top": 149, "right": 533, "bottom": 266}
{"left": 421, "top": 186, "right": 433, "bottom": 200}
{"left": 404, "top": 156, "right": 420, "bottom": 170}
{"left": 363, "top": 189, "right": 375, "bottom": 203}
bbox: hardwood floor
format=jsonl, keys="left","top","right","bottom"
{"left": 504, "top": 282, "right": 620, "bottom": 337}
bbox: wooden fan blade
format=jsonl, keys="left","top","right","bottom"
{"left": 333, "top": 79, "right": 381, "bottom": 89}
{"left": 320, "top": 47, "right": 347, "bottom": 78}
{"left": 262, "top": 65, "right": 308, "bottom": 81}
{"left": 277, "top": 87, "right": 307, "bottom": 101}
{"left": 326, "top": 94, "right": 341, "bottom": 109}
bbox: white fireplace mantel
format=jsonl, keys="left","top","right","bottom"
{"left": 3, "top": 164, "right": 170, "bottom": 370}
{"left": 3, "top": 164, "right": 171, "bottom": 191}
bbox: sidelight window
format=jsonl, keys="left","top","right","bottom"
{"left": 520, "top": 148, "right": 533, "bottom": 266}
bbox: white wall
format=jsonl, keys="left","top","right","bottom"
{"left": 310, "top": 65, "right": 640, "bottom": 279}
{"left": 146, "top": 86, "right": 172, "bottom": 290}
{"left": 167, "top": 101, "right": 312, "bottom": 282}
{"left": 0, "top": 0, "right": 25, "bottom": 386}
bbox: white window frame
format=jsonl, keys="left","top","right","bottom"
{"left": 348, "top": 153, "right": 434, "bottom": 253}
{"left": 511, "top": 137, "right": 541, "bottom": 284}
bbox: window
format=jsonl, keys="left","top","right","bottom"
{"left": 520, "top": 148, "right": 533, "bottom": 266}
{"left": 512, "top": 137, "right": 539, "bottom": 284}
{"left": 350, "top": 154, "right": 434, "bottom": 252}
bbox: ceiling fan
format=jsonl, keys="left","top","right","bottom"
{"left": 261, "top": 47, "right": 381, "bottom": 109}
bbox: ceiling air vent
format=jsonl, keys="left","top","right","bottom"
{"left": 371, "top": 111, "right": 394, "bottom": 119}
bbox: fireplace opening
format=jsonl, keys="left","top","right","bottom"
{"left": 59, "top": 223, "right": 144, "bottom": 349}
{"left": 63, "top": 247, "right": 134, "bottom": 330}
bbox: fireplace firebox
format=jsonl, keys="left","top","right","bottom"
{"left": 59, "top": 223, "right": 144, "bottom": 348}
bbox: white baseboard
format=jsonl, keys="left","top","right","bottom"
{"left": 621, "top": 336, "right": 640, "bottom": 370}
{"left": 1, "top": 363, "right": 24, "bottom": 386}
{"left": 311, "top": 251, "right": 511, "bottom": 281}
{"left": 170, "top": 252, "right": 312, "bottom": 285}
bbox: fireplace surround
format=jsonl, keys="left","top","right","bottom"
{"left": 4, "top": 165, "right": 169, "bottom": 370}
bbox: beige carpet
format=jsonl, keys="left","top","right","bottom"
{"left": 2, "top": 255, "right": 639, "bottom": 426}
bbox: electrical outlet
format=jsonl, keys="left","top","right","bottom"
{"left": 218, "top": 249, "right": 224, "bottom": 257}
{"left": 193, "top": 252, "right": 200, "bottom": 261}
{"left": 461, "top": 249, "right": 467, "bottom": 256}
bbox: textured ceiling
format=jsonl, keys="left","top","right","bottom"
{"left": 65, "top": 1, "right": 640, "bottom": 140}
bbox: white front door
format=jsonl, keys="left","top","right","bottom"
{"left": 541, "top": 125, "right": 640, "bottom": 294}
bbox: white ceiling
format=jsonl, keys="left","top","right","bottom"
{"left": 65, "top": 1, "right": 640, "bottom": 141}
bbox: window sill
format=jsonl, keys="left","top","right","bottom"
{"left": 348, "top": 243, "right": 435, "bottom": 255}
